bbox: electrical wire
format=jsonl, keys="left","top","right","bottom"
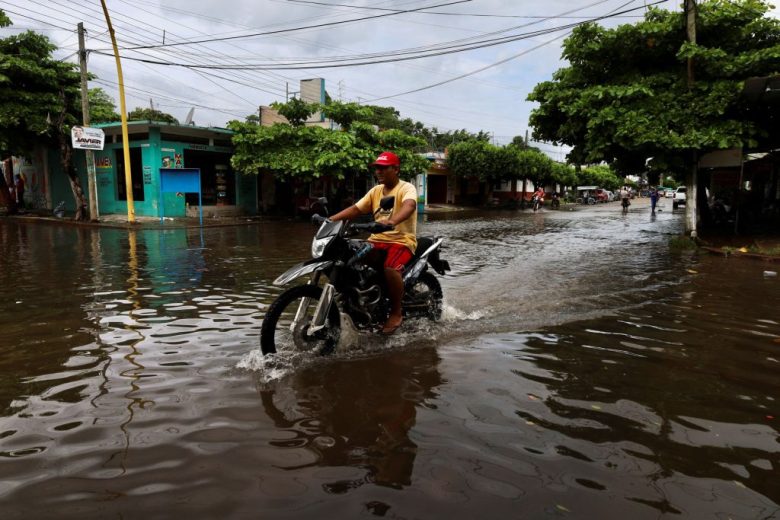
{"left": 285, "top": 0, "right": 644, "bottom": 18}
{"left": 34, "top": 0, "right": 290, "bottom": 99}
{"left": 364, "top": 31, "right": 570, "bottom": 102}
{"left": 0, "top": 8, "right": 75, "bottom": 32}
{"left": 364, "top": 0, "right": 646, "bottom": 102}
{"left": 96, "top": 0, "right": 474, "bottom": 51}
{"left": 110, "top": 0, "right": 620, "bottom": 68}
{"left": 86, "top": 2, "right": 661, "bottom": 71}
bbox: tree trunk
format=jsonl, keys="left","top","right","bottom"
{"left": 59, "top": 133, "right": 88, "bottom": 221}
{"left": 520, "top": 178, "right": 527, "bottom": 208}
{"left": 57, "top": 87, "right": 88, "bottom": 221}
{"left": 0, "top": 157, "right": 19, "bottom": 214}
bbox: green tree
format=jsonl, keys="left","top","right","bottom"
{"left": 515, "top": 148, "right": 555, "bottom": 186}
{"left": 550, "top": 162, "right": 578, "bottom": 188}
{"left": 321, "top": 101, "right": 373, "bottom": 130}
{"left": 87, "top": 88, "right": 120, "bottom": 123}
{"left": 528, "top": 0, "right": 780, "bottom": 180}
{"left": 228, "top": 100, "right": 428, "bottom": 189}
{"left": 127, "top": 107, "right": 179, "bottom": 124}
{"left": 578, "top": 164, "right": 622, "bottom": 191}
{"left": 270, "top": 97, "right": 315, "bottom": 127}
{"left": 0, "top": 11, "right": 86, "bottom": 217}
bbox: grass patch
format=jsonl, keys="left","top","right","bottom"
{"left": 669, "top": 235, "right": 698, "bottom": 251}
{"left": 748, "top": 244, "right": 780, "bottom": 256}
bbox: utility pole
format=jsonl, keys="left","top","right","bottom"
{"left": 100, "top": 1, "right": 135, "bottom": 223}
{"left": 684, "top": 0, "right": 698, "bottom": 237}
{"left": 78, "top": 22, "right": 99, "bottom": 222}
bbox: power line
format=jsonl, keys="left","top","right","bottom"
{"left": 86, "top": 2, "right": 658, "bottom": 71}
{"left": 286, "top": 0, "right": 644, "bottom": 18}
{"left": 96, "top": 0, "right": 474, "bottom": 51}
{"left": 116, "top": 0, "right": 616, "bottom": 66}
{"left": 365, "top": 32, "right": 570, "bottom": 102}
{"left": 30, "top": 0, "right": 291, "bottom": 101}
{"left": 364, "top": 0, "right": 654, "bottom": 102}
{"left": 0, "top": 8, "right": 75, "bottom": 32}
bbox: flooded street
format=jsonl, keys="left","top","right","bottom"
{"left": 1, "top": 202, "right": 778, "bottom": 519}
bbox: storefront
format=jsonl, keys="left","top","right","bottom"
{"left": 64, "top": 122, "right": 257, "bottom": 218}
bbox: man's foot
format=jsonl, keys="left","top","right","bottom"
{"left": 381, "top": 315, "right": 403, "bottom": 335}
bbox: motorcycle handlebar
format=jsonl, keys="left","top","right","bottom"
{"left": 351, "top": 222, "right": 393, "bottom": 234}
{"left": 311, "top": 214, "right": 392, "bottom": 234}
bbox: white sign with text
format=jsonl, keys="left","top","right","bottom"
{"left": 71, "top": 126, "right": 106, "bottom": 151}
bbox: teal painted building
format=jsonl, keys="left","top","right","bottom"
{"left": 54, "top": 121, "right": 257, "bottom": 218}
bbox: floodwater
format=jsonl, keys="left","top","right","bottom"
{"left": 1, "top": 200, "right": 778, "bottom": 519}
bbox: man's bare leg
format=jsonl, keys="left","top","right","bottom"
{"left": 382, "top": 267, "right": 404, "bottom": 334}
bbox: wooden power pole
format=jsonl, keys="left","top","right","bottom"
{"left": 78, "top": 23, "right": 99, "bottom": 222}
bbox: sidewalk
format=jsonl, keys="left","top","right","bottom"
{"left": 3, "top": 211, "right": 264, "bottom": 230}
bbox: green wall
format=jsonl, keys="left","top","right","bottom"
{"left": 60, "top": 128, "right": 258, "bottom": 218}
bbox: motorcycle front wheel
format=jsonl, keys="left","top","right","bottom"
{"left": 405, "top": 271, "right": 443, "bottom": 321}
{"left": 260, "top": 284, "right": 341, "bottom": 356}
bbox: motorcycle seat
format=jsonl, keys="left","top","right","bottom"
{"left": 410, "top": 236, "right": 450, "bottom": 275}
{"left": 413, "top": 236, "right": 435, "bottom": 260}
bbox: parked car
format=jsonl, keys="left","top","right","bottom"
{"left": 594, "top": 189, "right": 610, "bottom": 203}
{"left": 606, "top": 190, "right": 616, "bottom": 202}
{"left": 665, "top": 188, "right": 675, "bottom": 198}
{"left": 673, "top": 186, "right": 687, "bottom": 209}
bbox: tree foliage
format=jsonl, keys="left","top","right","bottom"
{"left": 127, "top": 107, "right": 179, "bottom": 124}
{"left": 87, "top": 88, "right": 121, "bottom": 123}
{"left": 270, "top": 97, "right": 315, "bottom": 127}
{"left": 0, "top": 10, "right": 85, "bottom": 217}
{"left": 357, "top": 103, "right": 491, "bottom": 151}
{"left": 578, "top": 164, "right": 623, "bottom": 191}
{"left": 228, "top": 100, "right": 428, "bottom": 182}
{"left": 447, "top": 140, "right": 578, "bottom": 187}
{"left": 320, "top": 101, "right": 372, "bottom": 130}
{"left": 528, "top": 0, "right": 780, "bottom": 179}
{"left": 0, "top": 19, "right": 79, "bottom": 157}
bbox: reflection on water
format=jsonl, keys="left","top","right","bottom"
{"left": 0, "top": 205, "right": 778, "bottom": 518}
{"left": 260, "top": 346, "right": 442, "bottom": 492}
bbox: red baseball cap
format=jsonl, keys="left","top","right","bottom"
{"left": 372, "top": 151, "right": 400, "bottom": 166}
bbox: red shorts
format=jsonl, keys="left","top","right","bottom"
{"left": 370, "top": 242, "right": 413, "bottom": 271}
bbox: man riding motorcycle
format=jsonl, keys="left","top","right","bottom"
{"left": 329, "top": 151, "right": 418, "bottom": 335}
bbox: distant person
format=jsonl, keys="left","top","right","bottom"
{"left": 532, "top": 186, "right": 544, "bottom": 211}
{"left": 620, "top": 187, "right": 630, "bottom": 213}
{"left": 14, "top": 174, "right": 25, "bottom": 209}
{"left": 649, "top": 187, "right": 658, "bottom": 213}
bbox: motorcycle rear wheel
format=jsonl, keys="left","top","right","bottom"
{"left": 260, "top": 284, "right": 341, "bottom": 356}
{"left": 405, "top": 271, "right": 443, "bottom": 321}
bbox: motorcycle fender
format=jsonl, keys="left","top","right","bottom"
{"left": 273, "top": 260, "right": 333, "bottom": 286}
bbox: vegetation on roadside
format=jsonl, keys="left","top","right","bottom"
{"left": 0, "top": 9, "right": 85, "bottom": 218}
{"left": 229, "top": 99, "right": 431, "bottom": 181}
{"left": 528, "top": 0, "right": 780, "bottom": 183}
{"left": 669, "top": 236, "right": 698, "bottom": 251}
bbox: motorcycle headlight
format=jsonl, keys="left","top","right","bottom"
{"left": 311, "top": 236, "right": 331, "bottom": 258}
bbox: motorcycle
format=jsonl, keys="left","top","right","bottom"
{"left": 550, "top": 193, "right": 560, "bottom": 210}
{"left": 260, "top": 197, "right": 450, "bottom": 357}
{"left": 532, "top": 194, "right": 543, "bottom": 212}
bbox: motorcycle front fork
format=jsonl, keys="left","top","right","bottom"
{"left": 290, "top": 272, "right": 334, "bottom": 336}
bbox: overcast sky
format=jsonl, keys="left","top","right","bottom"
{"left": 2, "top": 0, "right": 778, "bottom": 160}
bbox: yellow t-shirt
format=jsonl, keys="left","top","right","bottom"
{"left": 355, "top": 180, "right": 418, "bottom": 252}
